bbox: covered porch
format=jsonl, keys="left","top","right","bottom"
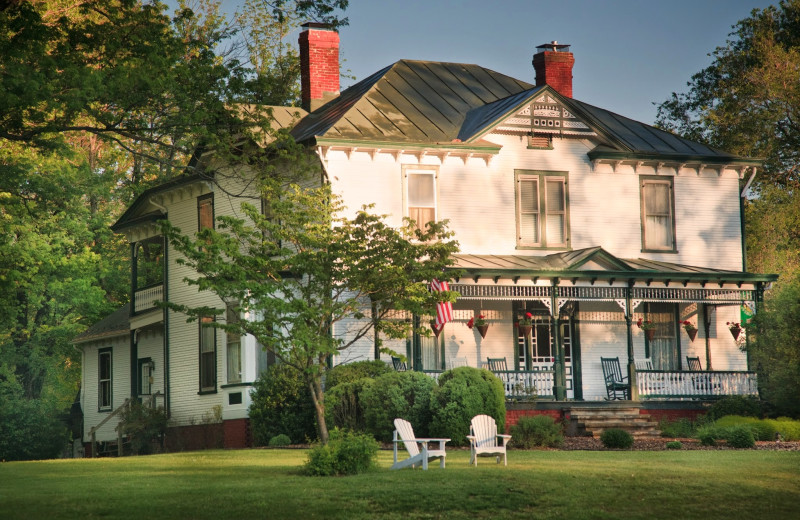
{"left": 409, "top": 247, "right": 776, "bottom": 402}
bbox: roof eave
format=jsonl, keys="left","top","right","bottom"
{"left": 587, "top": 149, "right": 763, "bottom": 167}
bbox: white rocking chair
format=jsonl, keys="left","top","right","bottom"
{"left": 390, "top": 418, "right": 449, "bottom": 470}
{"left": 466, "top": 414, "right": 511, "bottom": 466}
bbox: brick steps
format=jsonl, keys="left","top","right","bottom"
{"left": 568, "top": 406, "right": 661, "bottom": 438}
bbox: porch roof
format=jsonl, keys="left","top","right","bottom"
{"left": 73, "top": 304, "right": 130, "bottom": 345}
{"left": 450, "top": 247, "right": 778, "bottom": 285}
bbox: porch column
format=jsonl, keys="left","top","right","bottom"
{"left": 703, "top": 304, "right": 713, "bottom": 371}
{"left": 625, "top": 281, "right": 639, "bottom": 401}
{"left": 551, "top": 280, "right": 566, "bottom": 400}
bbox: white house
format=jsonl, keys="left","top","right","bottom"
{"left": 74, "top": 24, "right": 777, "bottom": 454}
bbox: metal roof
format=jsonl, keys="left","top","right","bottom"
{"left": 73, "top": 304, "right": 130, "bottom": 345}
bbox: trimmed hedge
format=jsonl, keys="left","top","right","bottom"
{"left": 325, "top": 360, "right": 392, "bottom": 389}
{"left": 360, "top": 371, "right": 436, "bottom": 442}
{"left": 249, "top": 363, "right": 317, "bottom": 445}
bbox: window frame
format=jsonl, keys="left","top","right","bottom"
{"left": 199, "top": 316, "right": 217, "bottom": 394}
{"left": 514, "top": 169, "right": 570, "bottom": 250}
{"left": 138, "top": 357, "right": 153, "bottom": 396}
{"left": 98, "top": 348, "right": 112, "bottom": 412}
{"left": 197, "top": 193, "right": 215, "bottom": 232}
{"left": 226, "top": 305, "right": 242, "bottom": 384}
{"left": 402, "top": 165, "right": 439, "bottom": 235}
{"left": 640, "top": 176, "right": 677, "bottom": 253}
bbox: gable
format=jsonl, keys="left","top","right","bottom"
{"left": 497, "top": 92, "right": 598, "bottom": 138}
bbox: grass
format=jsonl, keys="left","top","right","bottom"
{"left": 1, "top": 449, "right": 799, "bottom": 519}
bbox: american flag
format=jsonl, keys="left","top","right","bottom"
{"left": 431, "top": 279, "right": 453, "bottom": 335}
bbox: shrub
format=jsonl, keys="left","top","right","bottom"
{"left": 659, "top": 418, "right": 695, "bottom": 438}
{"left": 770, "top": 417, "right": 800, "bottom": 441}
{"left": 726, "top": 425, "right": 756, "bottom": 448}
{"left": 696, "top": 425, "right": 723, "bottom": 446}
{"left": 325, "top": 378, "right": 374, "bottom": 432}
{"left": 706, "top": 396, "right": 762, "bottom": 421}
{"left": 600, "top": 428, "right": 634, "bottom": 449}
{"left": 119, "top": 402, "right": 167, "bottom": 455}
{"left": 249, "top": 363, "right": 317, "bottom": 445}
{"left": 666, "top": 441, "right": 683, "bottom": 450}
{"left": 268, "top": 434, "right": 292, "bottom": 447}
{"left": 361, "top": 371, "right": 435, "bottom": 442}
{"left": 325, "top": 360, "right": 392, "bottom": 389}
{"left": 0, "top": 395, "right": 67, "bottom": 461}
{"left": 715, "top": 415, "right": 776, "bottom": 441}
{"left": 428, "top": 367, "right": 506, "bottom": 446}
{"left": 304, "top": 429, "right": 378, "bottom": 476}
{"left": 510, "top": 415, "right": 563, "bottom": 448}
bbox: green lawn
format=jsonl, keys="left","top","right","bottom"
{"left": 1, "top": 449, "right": 798, "bottom": 519}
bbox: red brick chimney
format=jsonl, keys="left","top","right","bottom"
{"left": 299, "top": 22, "right": 340, "bottom": 112}
{"left": 532, "top": 41, "right": 574, "bottom": 98}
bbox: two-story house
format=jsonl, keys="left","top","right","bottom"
{"left": 74, "top": 24, "right": 777, "bottom": 454}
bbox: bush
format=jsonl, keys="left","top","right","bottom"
{"left": 428, "top": 367, "right": 506, "bottom": 446}
{"left": 706, "top": 396, "right": 762, "bottom": 421}
{"left": 715, "top": 415, "right": 776, "bottom": 441}
{"left": 696, "top": 425, "right": 723, "bottom": 446}
{"left": 325, "top": 360, "right": 392, "bottom": 389}
{"left": 726, "top": 425, "right": 756, "bottom": 448}
{"left": 659, "top": 418, "right": 696, "bottom": 438}
{"left": 361, "top": 371, "right": 435, "bottom": 442}
{"left": 268, "top": 434, "right": 292, "bottom": 447}
{"left": 119, "top": 402, "right": 167, "bottom": 455}
{"left": 666, "top": 441, "right": 683, "bottom": 450}
{"left": 249, "top": 363, "right": 317, "bottom": 445}
{"left": 304, "top": 429, "right": 378, "bottom": 476}
{"left": 770, "top": 417, "right": 800, "bottom": 441}
{"left": 600, "top": 428, "right": 634, "bottom": 449}
{"left": 0, "top": 395, "right": 67, "bottom": 461}
{"left": 325, "top": 378, "right": 374, "bottom": 433}
{"left": 510, "top": 415, "right": 563, "bottom": 448}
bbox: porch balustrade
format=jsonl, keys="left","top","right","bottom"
{"left": 134, "top": 284, "right": 163, "bottom": 314}
{"left": 636, "top": 370, "right": 758, "bottom": 399}
{"left": 423, "top": 369, "right": 554, "bottom": 400}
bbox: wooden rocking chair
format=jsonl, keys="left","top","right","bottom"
{"left": 601, "top": 357, "right": 629, "bottom": 400}
{"left": 466, "top": 414, "right": 511, "bottom": 466}
{"left": 391, "top": 418, "right": 449, "bottom": 470}
{"left": 392, "top": 356, "right": 407, "bottom": 372}
{"left": 486, "top": 357, "right": 508, "bottom": 372}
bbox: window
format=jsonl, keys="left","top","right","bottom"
{"left": 404, "top": 166, "right": 437, "bottom": 234}
{"left": 98, "top": 348, "right": 112, "bottom": 411}
{"left": 226, "top": 305, "right": 242, "bottom": 384}
{"left": 199, "top": 316, "right": 217, "bottom": 393}
{"left": 641, "top": 177, "right": 675, "bottom": 251}
{"left": 198, "top": 193, "right": 214, "bottom": 231}
{"left": 138, "top": 358, "right": 154, "bottom": 396}
{"left": 134, "top": 237, "right": 164, "bottom": 290}
{"left": 515, "top": 170, "right": 569, "bottom": 248}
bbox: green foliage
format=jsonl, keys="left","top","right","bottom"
{"left": 119, "top": 402, "right": 168, "bottom": 455}
{"left": 726, "top": 426, "right": 756, "bottom": 449}
{"left": 249, "top": 363, "right": 317, "bottom": 445}
{"left": 509, "top": 415, "right": 563, "bottom": 449}
{"left": 304, "top": 429, "right": 378, "bottom": 476}
{"left": 361, "top": 371, "right": 436, "bottom": 442}
{"left": 665, "top": 441, "right": 683, "bottom": 450}
{"left": 770, "top": 417, "right": 800, "bottom": 441}
{"left": 325, "top": 360, "right": 391, "bottom": 389}
{"left": 706, "top": 396, "right": 763, "bottom": 421}
{"left": 697, "top": 425, "right": 722, "bottom": 446}
{"left": 428, "top": 367, "right": 506, "bottom": 446}
{"left": 325, "top": 377, "right": 374, "bottom": 432}
{"left": 715, "top": 415, "right": 777, "bottom": 441}
{"left": 268, "top": 434, "right": 292, "bottom": 447}
{"left": 658, "top": 418, "right": 697, "bottom": 438}
{"left": 600, "top": 429, "right": 634, "bottom": 449}
{"left": 0, "top": 394, "right": 68, "bottom": 461}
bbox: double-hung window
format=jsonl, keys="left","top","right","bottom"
{"left": 199, "top": 316, "right": 217, "bottom": 393}
{"left": 198, "top": 193, "right": 214, "bottom": 231}
{"left": 226, "top": 305, "right": 242, "bottom": 384}
{"left": 516, "top": 170, "right": 569, "bottom": 248}
{"left": 641, "top": 177, "right": 676, "bottom": 251}
{"left": 98, "top": 348, "right": 112, "bottom": 411}
{"left": 404, "top": 165, "right": 437, "bottom": 235}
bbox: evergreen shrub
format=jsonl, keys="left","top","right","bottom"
{"left": 249, "top": 363, "right": 317, "bottom": 445}
{"left": 304, "top": 429, "right": 378, "bottom": 476}
{"left": 325, "top": 360, "right": 392, "bottom": 389}
{"left": 665, "top": 440, "right": 683, "bottom": 449}
{"left": 510, "top": 415, "right": 563, "bottom": 448}
{"left": 360, "top": 371, "right": 435, "bottom": 442}
{"left": 600, "top": 428, "right": 634, "bottom": 449}
{"left": 325, "top": 378, "right": 374, "bottom": 432}
{"left": 119, "top": 402, "right": 167, "bottom": 455}
{"left": 0, "top": 396, "right": 67, "bottom": 461}
{"left": 706, "top": 396, "right": 762, "bottom": 420}
{"left": 268, "top": 434, "right": 292, "bottom": 447}
{"left": 726, "top": 425, "right": 756, "bottom": 448}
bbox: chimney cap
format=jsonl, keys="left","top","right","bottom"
{"left": 536, "top": 41, "right": 571, "bottom": 53}
{"left": 301, "top": 21, "right": 335, "bottom": 30}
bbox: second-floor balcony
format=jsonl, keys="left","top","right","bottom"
{"left": 134, "top": 284, "right": 163, "bottom": 315}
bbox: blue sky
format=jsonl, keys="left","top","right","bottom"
{"left": 207, "top": 0, "right": 774, "bottom": 125}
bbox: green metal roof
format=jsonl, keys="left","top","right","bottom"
{"left": 73, "top": 304, "right": 130, "bottom": 344}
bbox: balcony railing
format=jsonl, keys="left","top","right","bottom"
{"left": 637, "top": 370, "right": 758, "bottom": 399}
{"left": 133, "top": 284, "right": 163, "bottom": 314}
{"left": 423, "top": 369, "right": 554, "bottom": 400}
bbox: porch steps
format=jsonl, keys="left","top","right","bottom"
{"left": 567, "top": 406, "right": 661, "bottom": 438}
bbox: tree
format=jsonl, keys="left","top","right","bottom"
{"left": 161, "top": 151, "right": 458, "bottom": 443}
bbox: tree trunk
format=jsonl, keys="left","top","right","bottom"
{"left": 308, "top": 377, "right": 329, "bottom": 444}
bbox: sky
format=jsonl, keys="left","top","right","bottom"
{"left": 208, "top": 0, "right": 776, "bottom": 125}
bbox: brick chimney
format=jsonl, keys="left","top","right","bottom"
{"left": 299, "top": 22, "right": 340, "bottom": 112}
{"left": 532, "top": 41, "right": 574, "bottom": 98}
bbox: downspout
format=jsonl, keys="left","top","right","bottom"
{"left": 162, "top": 226, "right": 170, "bottom": 417}
{"left": 740, "top": 167, "right": 757, "bottom": 272}
{"left": 550, "top": 279, "right": 566, "bottom": 400}
{"left": 703, "top": 305, "right": 713, "bottom": 371}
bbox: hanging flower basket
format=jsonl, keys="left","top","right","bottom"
{"left": 636, "top": 318, "right": 656, "bottom": 341}
{"left": 680, "top": 321, "right": 698, "bottom": 342}
{"left": 645, "top": 329, "right": 656, "bottom": 342}
{"left": 517, "top": 311, "right": 534, "bottom": 337}
{"left": 467, "top": 314, "right": 488, "bottom": 338}
{"left": 476, "top": 324, "right": 489, "bottom": 339}
{"left": 517, "top": 324, "right": 532, "bottom": 336}
{"left": 727, "top": 322, "right": 742, "bottom": 340}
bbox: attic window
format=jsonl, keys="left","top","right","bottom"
{"left": 528, "top": 135, "right": 553, "bottom": 149}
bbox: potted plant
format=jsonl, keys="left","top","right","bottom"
{"left": 467, "top": 314, "right": 489, "bottom": 339}
{"left": 516, "top": 311, "right": 534, "bottom": 336}
{"left": 681, "top": 320, "right": 698, "bottom": 342}
{"left": 727, "top": 322, "right": 743, "bottom": 340}
{"left": 636, "top": 318, "right": 656, "bottom": 341}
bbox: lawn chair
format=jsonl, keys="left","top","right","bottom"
{"left": 466, "top": 414, "right": 511, "bottom": 466}
{"left": 686, "top": 356, "right": 702, "bottom": 371}
{"left": 391, "top": 418, "right": 449, "bottom": 470}
{"left": 601, "top": 357, "right": 629, "bottom": 400}
{"left": 447, "top": 357, "right": 468, "bottom": 370}
{"left": 392, "top": 356, "right": 407, "bottom": 372}
{"left": 486, "top": 357, "right": 508, "bottom": 372}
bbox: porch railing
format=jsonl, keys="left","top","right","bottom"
{"left": 636, "top": 370, "right": 758, "bottom": 399}
{"left": 134, "top": 284, "right": 163, "bottom": 314}
{"left": 423, "top": 369, "right": 554, "bottom": 400}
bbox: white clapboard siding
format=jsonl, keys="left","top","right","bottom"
{"left": 81, "top": 335, "right": 130, "bottom": 442}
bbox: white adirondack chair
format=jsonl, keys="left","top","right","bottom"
{"left": 466, "top": 414, "right": 511, "bottom": 466}
{"left": 391, "top": 418, "right": 449, "bottom": 470}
